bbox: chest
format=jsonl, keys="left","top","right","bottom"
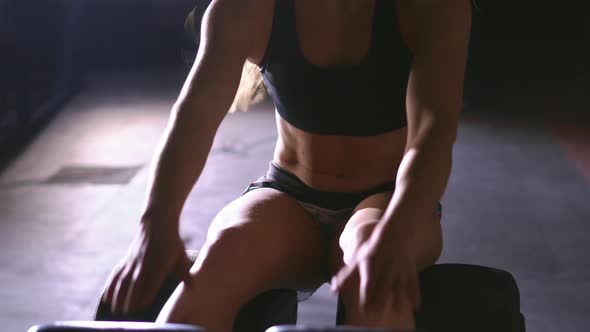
{"left": 257, "top": 0, "right": 412, "bottom": 136}
{"left": 294, "top": 0, "right": 377, "bottom": 69}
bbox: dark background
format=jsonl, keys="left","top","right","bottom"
{"left": 1, "top": 0, "right": 588, "bottom": 165}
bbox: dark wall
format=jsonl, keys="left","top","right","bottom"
{"left": 0, "top": 0, "right": 197, "bottom": 167}
{"left": 464, "top": 1, "right": 589, "bottom": 114}
{"left": 0, "top": 0, "right": 75, "bottom": 165}
{"left": 73, "top": 0, "right": 196, "bottom": 72}
{"left": 0, "top": 0, "right": 69, "bottom": 118}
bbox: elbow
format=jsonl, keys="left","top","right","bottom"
{"left": 412, "top": 118, "right": 458, "bottom": 152}
{"left": 438, "top": 124, "right": 458, "bottom": 147}
{"left": 430, "top": 126, "right": 457, "bottom": 157}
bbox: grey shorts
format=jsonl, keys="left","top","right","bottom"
{"left": 243, "top": 161, "right": 442, "bottom": 301}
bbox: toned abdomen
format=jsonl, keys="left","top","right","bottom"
{"left": 273, "top": 111, "right": 407, "bottom": 192}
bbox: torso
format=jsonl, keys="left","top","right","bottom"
{"left": 274, "top": 120, "right": 406, "bottom": 192}
{"left": 249, "top": 0, "right": 410, "bottom": 192}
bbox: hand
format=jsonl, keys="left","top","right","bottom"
{"left": 101, "top": 222, "right": 192, "bottom": 315}
{"left": 330, "top": 224, "right": 421, "bottom": 314}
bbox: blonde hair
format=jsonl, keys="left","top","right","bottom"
{"left": 228, "top": 61, "right": 268, "bottom": 113}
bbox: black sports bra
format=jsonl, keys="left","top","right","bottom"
{"left": 257, "top": 0, "right": 412, "bottom": 136}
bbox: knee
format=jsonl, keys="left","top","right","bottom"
{"left": 418, "top": 212, "right": 443, "bottom": 268}
{"left": 417, "top": 227, "right": 443, "bottom": 270}
{"left": 339, "top": 220, "right": 378, "bottom": 265}
{"left": 338, "top": 207, "right": 384, "bottom": 259}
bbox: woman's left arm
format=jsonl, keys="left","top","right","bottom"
{"left": 378, "top": 0, "right": 472, "bottom": 236}
{"left": 331, "top": 1, "right": 473, "bottom": 315}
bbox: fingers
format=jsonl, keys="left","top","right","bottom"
{"left": 112, "top": 266, "right": 133, "bottom": 314}
{"left": 391, "top": 270, "right": 421, "bottom": 313}
{"left": 362, "top": 265, "right": 392, "bottom": 314}
{"left": 123, "top": 265, "right": 145, "bottom": 314}
{"left": 126, "top": 249, "right": 193, "bottom": 313}
{"left": 125, "top": 258, "right": 164, "bottom": 314}
{"left": 102, "top": 267, "right": 122, "bottom": 305}
{"left": 332, "top": 262, "right": 422, "bottom": 319}
{"left": 104, "top": 261, "right": 147, "bottom": 315}
{"left": 330, "top": 265, "right": 354, "bottom": 293}
{"left": 407, "top": 269, "right": 421, "bottom": 310}
{"left": 122, "top": 276, "right": 137, "bottom": 314}
{"left": 392, "top": 274, "right": 408, "bottom": 312}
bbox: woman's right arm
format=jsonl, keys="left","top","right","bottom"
{"left": 102, "top": 0, "right": 269, "bottom": 315}
{"left": 142, "top": 0, "right": 263, "bottom": 229}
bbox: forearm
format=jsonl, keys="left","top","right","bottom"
{"left": 141, "top": 100, "right": 223, "bottom": 231}
{"left": 379, "top": 127, "right": 455, "bottom": 235}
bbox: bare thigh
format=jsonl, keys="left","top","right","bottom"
{"left": 157, "top": 188, "right": 328, "bottom": 330}
{"left": 203, "top": 187, "right": 329, "bottom": 291}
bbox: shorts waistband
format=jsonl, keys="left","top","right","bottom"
{"left": 245, "top": 161, "right": 396, "bottom": 210}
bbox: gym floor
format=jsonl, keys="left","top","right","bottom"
{"left": 0, "top": 65, "right": 588, "bottom": 332}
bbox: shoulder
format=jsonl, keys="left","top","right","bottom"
{"left": 202, "top": 0, "right": 274, "bottom": 62}
{"left": 397, "top": 0, "right": 472, "bottom": 53}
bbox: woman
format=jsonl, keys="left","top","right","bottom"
{"left": 102, "top": 0, "right": 472, "bottom": 331}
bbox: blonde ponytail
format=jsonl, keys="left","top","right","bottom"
{"left": 228, "top": 61, "right": 268, "bottom": 113}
